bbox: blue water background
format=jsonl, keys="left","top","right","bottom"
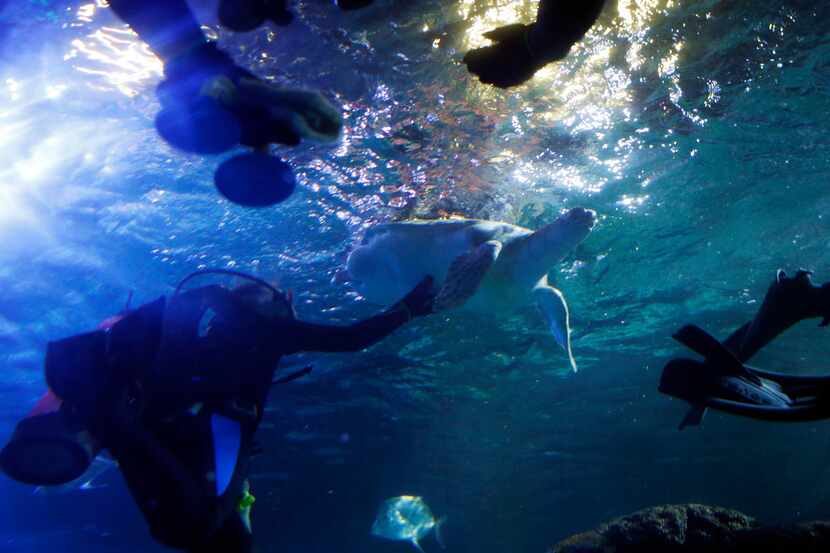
{"left": 2, "top": 0, "right": 830, "bottom": 551}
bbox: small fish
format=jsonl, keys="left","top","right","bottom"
{"left": 371, "top": 495, "right": 446, "bottom": 552}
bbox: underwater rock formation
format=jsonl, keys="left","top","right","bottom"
{"left": 549, "top": 503, "right": 830, "bottom": 553}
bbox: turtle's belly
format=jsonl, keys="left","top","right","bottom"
{"left": 351, "top": 231, "right": 477, "bottom": 306}
{"left": 461, "top": 276, "right": 532, "bottom": 314}
{"left": 353, "top": 249, "right": 462, "bottom": 305}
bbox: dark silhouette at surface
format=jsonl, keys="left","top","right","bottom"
{"left": 1, "top": 270, "right": 435, "bottom": 553}
{"left": 106, "top": 0, "right": 342, "bottom": 207}
{"left": 218, "top": 0, "right": 294, "bottom": 32}
{"left": 336, "top": 0, "right": 375, "bottom": 10}
{"left": 659, "top": 270, "right": 830, "bottom": 428}
{"left": 463, "top": 0, "right": 606, "bottom": 88}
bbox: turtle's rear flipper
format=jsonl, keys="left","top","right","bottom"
{"left": 534, "top": 284, "right": 576, "bottom": 372}
{"left": 433, "top": 240, "right": 502, "bottom": 311}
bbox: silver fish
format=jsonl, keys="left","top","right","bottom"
{"left": 371, "top": 495, "right": 446, "bottom": 552}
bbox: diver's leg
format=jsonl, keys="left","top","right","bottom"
{"left": 107, "top": 0, "right": 205, "bottom": 61}
{"left": 102, "top": 419, "right": 222, "bottom": 547}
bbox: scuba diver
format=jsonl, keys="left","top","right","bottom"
{"left": 1, "top": 269, "right": 436, "bottom": 553}
{"left": 659, "top": 269, "right": 830, "bottom": 429}
{"left": 107, "top": 0, "right": 344, "bottom": 206}
{"left": 462, "top": 0, "right": 607, "bottom": 88}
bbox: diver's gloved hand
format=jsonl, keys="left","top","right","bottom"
{"left": 336, "top": 0, "right": 374, "bottom": 10}
{"left": 218, "top": 0, "right": 293, "bottom": 32}
{"left": 395, "top": 276, "right": 436, "bottom": 319}
{"left": 155, "top": 42, "right": 343, "bottom": 154}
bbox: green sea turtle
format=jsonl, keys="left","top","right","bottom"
{"left": 345, "top": 207, "right": 596, "bottom": 371}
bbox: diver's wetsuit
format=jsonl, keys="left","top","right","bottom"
{"left": 95, "top": 284, "right": 417, "bottom": 553}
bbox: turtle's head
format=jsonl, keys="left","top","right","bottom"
{"left": 553, "top": 207, "right": 596, "bottom": 246}
{"left": 525, "top": 208, "right": 596, "bottom": 279}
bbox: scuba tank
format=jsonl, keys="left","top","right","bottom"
{"left": 1, "top": 296, "right": 165, "bottom": 486}
{"left": 0, "top": 389, "right": 100, "bottom": 486}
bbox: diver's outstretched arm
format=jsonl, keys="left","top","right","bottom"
{"left": 107, "top": 0, "right": 205, "bottom": 61}
{"left": 283, "top": 308, "right": 410, "bottom": 353}
{"left": 281, "top": 277, "right": 435, "bottom": 354}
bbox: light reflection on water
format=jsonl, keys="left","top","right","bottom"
{"left": 0, "top": 0, "right": 817, "bottom": 373}
{"left": 70, "top": 25, "right": 162, "bottom": 97}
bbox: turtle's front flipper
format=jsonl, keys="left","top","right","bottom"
{"left": 533, "top": 284, "right": 576, "bottom": 372}
{"left": 433, "top": 241, "right": 502, "bottom": 311}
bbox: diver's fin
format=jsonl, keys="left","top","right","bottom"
{"left": 211, "top": 414, "right": 242, "bottom": 497}
{"left": 434, "top": 516, "right": 447, "bottom": 549}
{"left": 410, "top": 537, "right": 426, "bottom": 553}
{"left": 679, "top": 404, "right": 707, "bottom": 430}
{"left": 433, "top": 240, "right": 502, "bottom": 311}
{"left": 214, "top": 153, "right": 297, "bottom": 207}
{"left": 672, "top": 325, "right": 747, "bottom": 376}
{"left": 534, "top": 284, "right": 577, "bottom": 372}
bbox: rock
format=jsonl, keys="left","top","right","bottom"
{"left": 734, "top": 521, "right": 830, "bottom": 552}
{"left": 549, "top": 504, "right": 756, "bottom": 553}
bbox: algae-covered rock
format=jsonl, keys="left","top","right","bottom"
{"left": 549, "top": 504, "right": 830, "bottom": 553}
{"left": 549, "top": 504, "right": 756, "bottom": 553}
